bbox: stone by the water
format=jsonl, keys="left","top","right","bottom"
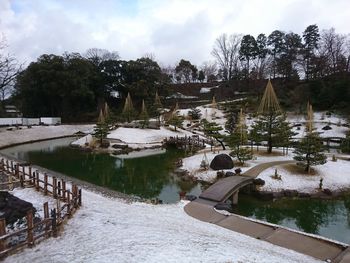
{"left": 210, "top": 154, "right": 234, "bottom": 170}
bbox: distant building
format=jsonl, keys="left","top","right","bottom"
{"left": 4, "top": 105, "right": 22, "bottom": 117}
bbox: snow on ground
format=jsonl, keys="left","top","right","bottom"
{"left": 181, "top": 148, "right": 292, "bottom": 183}
{"left": 246, "top": 112, "right": 349, "bottom": 139}
{"left": 107, "top": 127, "right": 193, "bottom": 145}
{"left": 182, "top": 146, "right": 350, "bottom": 194}
{"left": 258, "top": 158, "right": 350, "bottom": 193}
{"left": 5, "top": 188, "right": 320, "bottom": 263}
{"left": 11, "top": 188, "right": 57, "bottom": 219}
{"left": 70, "top": 134, "right": 94, "bottom": 147}
{"left": 0, "top": 125, "right": 94, "bottom": 149}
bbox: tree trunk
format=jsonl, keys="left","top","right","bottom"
{"left": 216, "top": 138, "right": 226, "bottom": 150}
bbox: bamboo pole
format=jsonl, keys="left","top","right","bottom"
{"left": 27, "top": 211, "right": 34, "bottom": 247}
{"left": 43, "top": 202, "right": 50, "bottom": 237}
{"left": 44, "top": 174, "right": 48, "bottom": 195}
{"left": 0, "top": 218, "right": 6, "bottom": 251}
{"left": 35, "top": 171, "right": 40, "bottom": 191}
{"left": 53, "top": 177, "right": 57, "bottom": 198}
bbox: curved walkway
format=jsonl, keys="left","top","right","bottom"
{"left": 184, "top": 160, "right": 350, "bottom": 262}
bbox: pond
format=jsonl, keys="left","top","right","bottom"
{"left": 1, "top": 137, "right": 202, "bottom": 203}
{"left": 2, "top": 137, "right": 350, "bottom": 244}
{"left": 235, "top": 194, "right": 350, "bottom": 244}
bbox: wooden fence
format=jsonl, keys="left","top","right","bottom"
{"left": 0, "top": 158, "right": 82, "bottom": 258}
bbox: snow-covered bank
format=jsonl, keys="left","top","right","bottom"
{"left": 182, "top": 149, "right": 350, "bottom": 194}
{"left": 258, "top": 158, "right": 350, "bottom": 193}
{"left": 181, "top": 149, "right": 292, "bottom": 183}
{"left": 107, "top": 127, "right": 193, "bottom": 148}
{"left": 5, "top": 188, "right": 320, "bottom": 263}
{"left": 0, "top": 125, "right": 94, "bottom": 149}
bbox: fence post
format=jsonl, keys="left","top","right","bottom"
{"left": 57, "top": 181, "right": 61, "bottom": 197}
{"left": 35, "top": 171, "right": 40, "bottom": 191}
{"left": 56, "top": 199, "right": 61, "bottom": 225}
{"left": 28, "top": 166, "right": 32, "bottom": 185}
{"left": 22, "top": 165, "right": 26, "bottom": 180}
{"left": 10, "top": 161, "right": 14, "bottom": 174}
{"left": 51, "top": 209, "right": 57, "bottom": 238}
{"left": 67, "top": 190, "right": 71, "bottom": 217}
{"left": 43, "top": 202, "right": 50, "bottom": 237}
{"left": 78, "top": 189, "right": 82, "bottom": 206}
{"left": 73, "top": 185, "right": 78, "bottom": 208}
{"left": 27, "top": 210, "right": 34, "bottom": 247}
{"left": 0, "top": 218, "right": 6, "bottom": 252}
{"left": 62, "top": 180, "right": 66, "bottom": 201}
{"left": 15, "top": 164, "right": 19, "bottom": 179}
{"left": 53, "top": 177, "right": 57, "bottom": 198}
{"left": 44, "top": 174, "right": 48, "bottom": 195}
{"left": 20, "top": 165, "right": 24, "bottom": 188}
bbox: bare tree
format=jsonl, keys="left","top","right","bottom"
{"left": 211, "top": 33, "right": 242, "bottom": 81}
{"left": 0, "top": 36, "right": 22, "bottom": 101}
{"left": 142, "top": 52, "right": 156, "bottom": 61}
{"left": 160, "top": 64, "right": 176, "bottom": 83}
{"left": 200, "top": 61, "right": 217, "bottom": 82}
{"left": 320, "top": 28, "right": 346, "bottom": 75}
{"left": 84, "top": 48, "right": 120, "bottom": 66}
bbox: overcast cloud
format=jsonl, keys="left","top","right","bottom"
{"left": 0, "top": 0, "right": 349, "bottom": 66}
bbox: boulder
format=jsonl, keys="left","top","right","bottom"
{"left": 100, "top": 139, "right": 110, "bottom": 148}
{"left": 298, "top": 192, "right": 311, "bottom": 198}
{"left": 217, "top": 171, "right": 225, "bottom": 178}
{"left": 185, "top": 195, "right": 197, "bottom": 201}
{"left": 253, "top": 178, "right": 265, "bottom": 186}
{"left": 225, "top": 171, "right": 235, "bottom": 177}
{"left": 283, "top": 190, "right": 298, "bottom": 197}
{"left": 215, "top": 202, "right": 234, "bottom": 212}
{"left": 322, "top": 125, "right": 332, "bottom": 130}
{"left": 0, "top": 192, "right": 36, "bottom": 224}
{"left": 112, "top": 144, "right": 128, "bottom": 149}
{"left": 234, "top": 168, "right": 242, "bottom": 175}
{"left": 210, "top": 154, "right": 234, "bottom": 170}
{"left": 323, "top": 188, "right": 332, "bottom": 196}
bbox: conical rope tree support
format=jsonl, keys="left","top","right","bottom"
{"left": 257, "top": 79, "right": 282, "bottom": 115}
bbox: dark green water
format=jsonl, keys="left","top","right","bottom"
{"left": 2, "top": 138, "right": 350, "bottom": 243}
{"left": 235, "top": 194, "right": 350, "bottom": 244}
{"left": 2, "top": 137, "right": 202, "bottom": 203}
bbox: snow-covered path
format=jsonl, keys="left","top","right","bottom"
{"left": 5, "top": 189, "right": 320, "bottom": 263}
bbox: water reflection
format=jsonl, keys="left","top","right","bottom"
{"left": 236, "top": 194, "right": 350, "bottom": 243}
{"left": 1, "top": 138, "right": 202, "bottom": 203}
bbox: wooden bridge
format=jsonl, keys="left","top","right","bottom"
{"left": 185, "top": 160, "right": 350, "bottom": 262}
{"left": 199, "top": 175, "right": 253, "bottom": 204}
{"left": 163, "top": 135, "right": 208, "bottom": 150}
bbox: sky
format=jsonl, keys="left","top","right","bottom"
{"left": 0, "top": 0, "right": 349, "bottom": 67}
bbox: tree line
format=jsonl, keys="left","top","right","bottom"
{"left": 12, "top": 49, "right": 171, "bottom": 121}
{"left": 168, "top": 24, "right": 350, "bottom": 82}
{"left": 1, "top": 24, "right": 350, "bottom": 120}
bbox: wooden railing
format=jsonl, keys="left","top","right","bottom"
{"left": 164, "top": 135, "right": 209, "bottom": 150}
{"left": 0, "top": 158, "right": 82, "bottom": 258}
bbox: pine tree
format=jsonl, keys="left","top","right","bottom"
{"left": 152, "top": 91, "right": 163, "bottom": 125}
{"left": 188, "top": 107, "right": 201, "bottom": 120}
{"left": 166, "top": 113, "right": 184, "bottom": 132}
{"left": 201, "top": 119, "right": 226, "bottom": 150}
{"left": 94, "top": 109, "right": 110, "bottom": 145}
{"left": 293, "top": 132, "right": 327, "bottom": 173}
{"left": 250, "top": 112, "right": 294, "bottom": 153}
{"left": 251, "top": 80, "right": 294, "bottom": 153}
{"left": 341, "top": 133, "right": 350, "bottom": 153}
{"left": 122, "top": 93, "right": 136, "bottom": 122}
{"left": 139, "top": 100, "right": 149, "bottom": 128}
{"left": 226, "top": 109, "right": 252, "bottom": 164}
